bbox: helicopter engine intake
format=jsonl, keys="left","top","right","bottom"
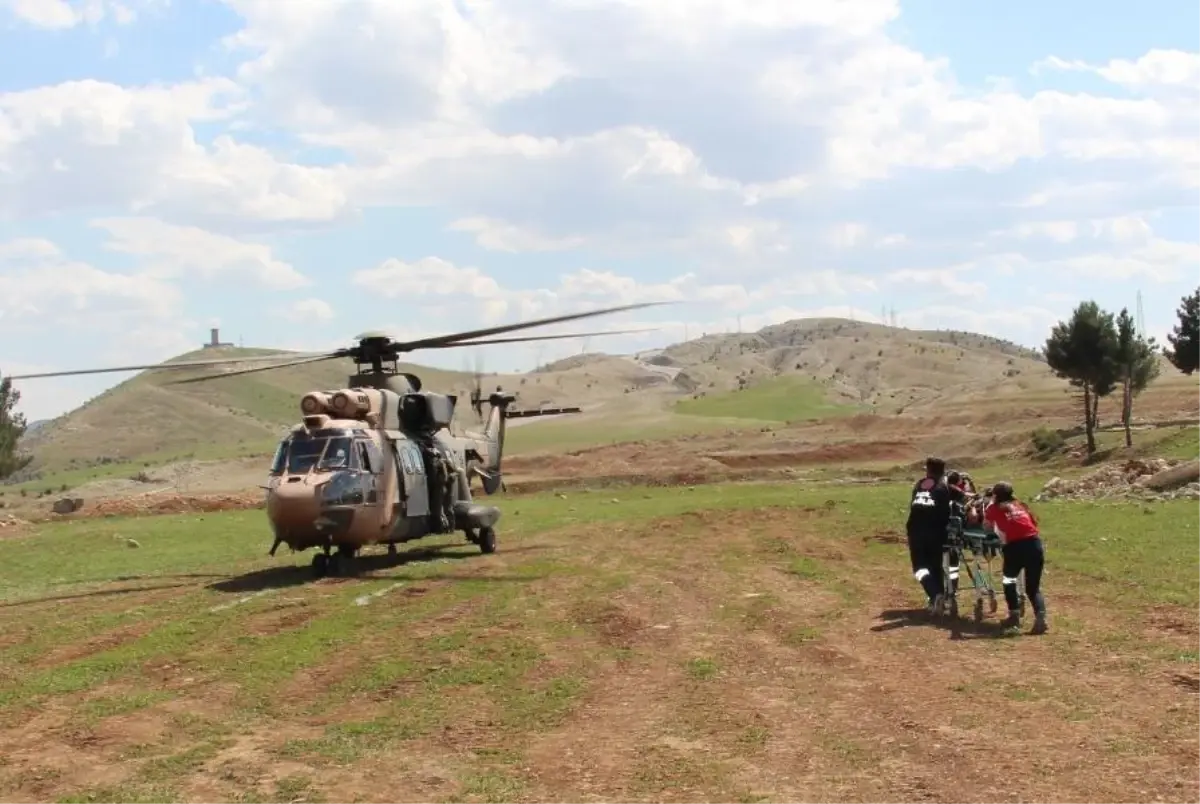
{"left": 300, "top": 391, "right": 331, "bottom": 415}
{"left": 329, "top": 390, "right": 372, "bottom": 417}
{"left": 300, "top": 388, "right": 389, "bottom": 422}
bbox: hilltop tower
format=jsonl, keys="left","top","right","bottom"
{"left": 203, "top": 327, "right": 235, "bottom": 349}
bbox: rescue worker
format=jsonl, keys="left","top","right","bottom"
{"left": 906, "top": 456, "right": 955, "bottom": 614}
{"left": 983, "top": 481, "right": 1048, "bottom": 636}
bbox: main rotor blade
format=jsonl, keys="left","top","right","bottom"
{"left": 446, "top": 327, "right": 659, "bottom": 348}
{"left": 163, "top": 353, "right": 345, "bottom": 385}
{"left": 395, "top": 301, "right": 670, "bottom": 352}
{"left": 5, "top": 351, "right": 330, "bottom": 381}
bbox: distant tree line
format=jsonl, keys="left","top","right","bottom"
{"left": 1044, "top": 286, "right": 1198, "bottom": 454}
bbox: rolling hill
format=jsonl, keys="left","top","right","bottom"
{"left": 5, "top": 317, "right": 1139, "bottom": 489}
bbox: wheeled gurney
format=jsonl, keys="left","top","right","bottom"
{"left": 935, "top": 507, "right": 1025, "bottom": 622}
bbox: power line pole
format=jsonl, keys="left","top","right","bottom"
{"left": 1136, "top": 290, "right": 1146, "bottom": 338}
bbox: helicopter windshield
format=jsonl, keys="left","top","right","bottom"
{"left": 316, "top": 437, "right": 354, "bottom": 470}
{"left": 272, "top": 431, "right": 359, "bottom": 475}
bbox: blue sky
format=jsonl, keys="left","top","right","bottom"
{"left": 0, "top": 0, "right": 1197, "bottom": 421}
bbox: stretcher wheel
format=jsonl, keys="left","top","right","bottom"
{"left": 973, "top": 598, "right": 984, "bottom": 623}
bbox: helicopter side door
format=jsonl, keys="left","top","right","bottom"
{"left": 392, "top": 440, "right": 429, "bottom": 517}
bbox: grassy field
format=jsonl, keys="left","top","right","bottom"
{"left": 674, "top": 377, "right": 861, "bottom": 422}
{"left": 503, "top": 412, "right": 754, "bottom": 455}
{"left": 0, "top": 476, "right": 1195, "bottom": 802}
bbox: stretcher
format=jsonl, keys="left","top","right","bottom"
{"left": 936, "top": 512, "right": 1025, "bottom": 622}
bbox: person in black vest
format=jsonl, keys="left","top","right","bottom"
{"left": 906, "top": 456, "right": 954, "bottom": 614}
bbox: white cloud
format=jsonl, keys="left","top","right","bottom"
{"left": 0, "top": 77, "right": 350, "bottom": 229}
{"left": 92, "top": 217, "right": 310, "bottom": 289}
{"left": 0, "top": 221, "right": 316, "bottom": 419}
{"left": 0, "top": 235, "right": 179, "bottom": 325}
{"left": 243, "top": 5, "right": 1191, "bottom": 265}
{"left": 275, "top": 298, "right": 335, "bottom": 323}
{"left": 0, "top": 0, "right": 140, "bottom": 29}
{"left": 1034, "top": 50, "right": 1200, "bottom": 94}
{"left": 0, "top": 237, "right": 61, "bottom": 260}
{"left": 351, "top": 256, "right": 878, "bottom": 325}
{"left": 884, "top": 269, "right": 986, "bottom": 298}
{"left": 1, "top": 2, "right": 1197, "bottom": 419}
{"left": 2, "top": 4, "right": 1195, "bottom": 258}
{"left": 447, "top": 217, "right": 586, "bottom": 253}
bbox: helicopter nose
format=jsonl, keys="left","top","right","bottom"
{"left": 267, "top": 475, "right": 323, "bottom": 528}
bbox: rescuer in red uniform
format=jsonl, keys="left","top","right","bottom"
{"left": 984, "top": 481, "right": 1048, "bottom": 635}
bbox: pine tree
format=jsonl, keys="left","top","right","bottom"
{"left": 0, "top": 374, "right": 33, "bottom": 480}
{"left": 1163, "top": 287, "right": 1199, "bottom": 375}
{"left": 1044, "top": 301, "right": 1120, "bottom": 454}
{"left": 1114, "top": 308, "right": 1160, "bottom": 448}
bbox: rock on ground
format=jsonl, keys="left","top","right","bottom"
{"left": 1037, "top": 458, "right": 1200, "bottom": 502}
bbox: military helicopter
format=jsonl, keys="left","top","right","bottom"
{"left": 9, "top": 302, "right": 664, "bottom": 577}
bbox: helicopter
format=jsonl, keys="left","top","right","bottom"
{"left": 9, "top": 302, "right": 665, "bottom": 577}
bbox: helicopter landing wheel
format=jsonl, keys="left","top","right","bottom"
{"left": 311, "top": 552, "right": 329, "bottom": 578}
{"left": 478, "top": 527, "right": 496, "bottom": 555}
{"left": 387, "top": 542, "right": 397, "bottom": 557}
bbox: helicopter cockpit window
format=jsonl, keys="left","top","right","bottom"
{"left": 277, "top": 430, "right": 363, "bottom": 474}
{"left": 357, "top": 440, "right": 383, "bottom": 474}
{"left": 269, "top": 440, "right": 288, "bottom": 474}
{"left": 316, "top": 437, "right": 355, "bottom": 471}
{"left": 286, "top": 435, "right": 326, "bottom": 474}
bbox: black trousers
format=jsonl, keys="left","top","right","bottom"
{"left": 907, "top": 530, "right": 947, "bottom": 602}
{"left": 1001, "top": 537, "right": 1046, "bottom": 616}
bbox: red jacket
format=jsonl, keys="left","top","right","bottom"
{"left": 984, "top": 500, "right": 1040, "bottom": 544}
